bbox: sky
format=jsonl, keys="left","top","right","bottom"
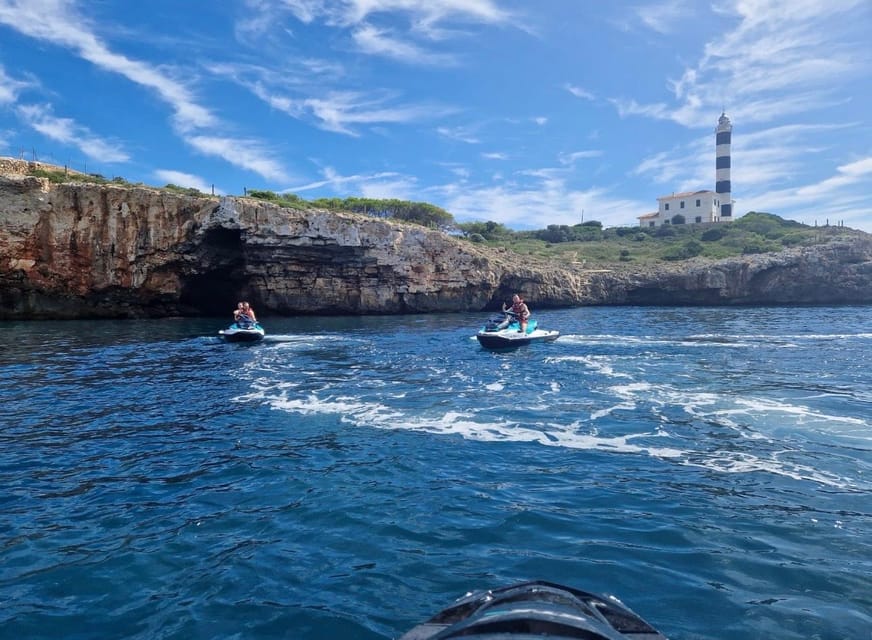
{"left": 0, "top": 0, "right": 870, "bottom": 231}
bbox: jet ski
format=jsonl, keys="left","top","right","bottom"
{"left": 476, "top": 310, "right": 559, "bottom": 350}
{"left": 218, "top": 318, "right": 265, "bottom": 342}
{"left": 399, "top": 580, "right": 667, "bottom": 639}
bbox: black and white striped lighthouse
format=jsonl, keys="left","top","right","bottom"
{"left": 715, "top": 112, "right": 732, "bottom": 218}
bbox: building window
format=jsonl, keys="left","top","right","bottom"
{"left": 664, "top": 203, "right": 670, "bottom": 211}
{"left": 680, "top": 201, "right": 685, "bottom": 209}
{"left": 649, "top": 222, "right": 655, "bottom": 228}
{"left": 695, "top": 216, "right": 702, "bottom": 223}
{"left": 696, "top": 199, "right": 701, "bottom": 207}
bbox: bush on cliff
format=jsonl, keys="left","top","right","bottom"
{"left": 456, "top": 220, "right": 513, "bottom": 241}
{"left": 309, "top": 197, "right": 455, "bottom": 230}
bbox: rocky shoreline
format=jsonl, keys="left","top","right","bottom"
{"left": 1, "top": 171, "right": 871, "bottom": 320}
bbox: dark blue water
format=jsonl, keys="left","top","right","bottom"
{"left": 1, "top": 307, "right": 870, "bottom": 639}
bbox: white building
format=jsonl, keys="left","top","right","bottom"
{"left": 639, "top": 112, "right": 733, "bottom": 228}
{"left": 638, "top": 190, "right": 722, "bottom": 228}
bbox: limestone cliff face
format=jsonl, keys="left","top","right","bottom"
{"left": 1, "top": 173, "right": 870, "bottom": 320}
{"left": 586, "top": 240, "right": 872, "bottom": 306}
{"left": 0, "top": 175, "right": 587, "bottom": 319}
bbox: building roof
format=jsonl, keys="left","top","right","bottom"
{"left": 656, "top": 190, "right": 714, "bottom": 201}
{"left": 637, "top": 212, "right": 659, "bottom": 220}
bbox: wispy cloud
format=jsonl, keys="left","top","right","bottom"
{"left": 0, "top": 0, "right": 288, "bottom": 180}
{"left": 565, "top": 84, "right": 595, "bottom": 101}
{"left": 740, "top": 156, "right": 872, "bottom": 228}
{"left": 558, "top": 150, "right": 604, "bottom": 165}
{"left": 436, "top": 125, "right": 480, "bottom": 144}
{"left": 285, "top": 166, "right": 404, "bottom": 193}
{"left": 186, "top": 135, "right": 288, "bottom": 182}
{"left": 352, "top": 24, "right": 457, "bottom": 65}
{"left": 0, "top": 0, "right": 215, "bottom": 131}
{"left": 17, "top": 103, "right": 129, "bottom": 162}
{"left": 285, "top": 165, "right": 420, "bottom": 201}
{"left": 0, "top": 63, "right": 33, "bottom": 105}
{"left": 636, "top": 0, "right": 690, "bottom": 34}
{"left": 278, "top": 0, "right": 513, "bottom": 30}
{"left": 482, "top": 152, "right": 507, "bottom": 160}
{"left": 441, "top": 177, "right": 648, "bottom": 229}
{"left": 615, "top": 0, "right": 869, "bottom": 127}
{"left": 240, "top": 0, "right": 515, "bottom": 60}
{"left": 153, "top": 169, "right": 217, "bottom": 194}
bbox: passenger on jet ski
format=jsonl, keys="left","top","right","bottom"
{"left": 233, "top": 301, "right": 258, "bottom": 326}
{"left": 502, "top": 294, "right": 530, "bottom": 333}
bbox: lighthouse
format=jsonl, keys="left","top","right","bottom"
{"left": 715, "top": 112, "right": 732, "bottom": 218}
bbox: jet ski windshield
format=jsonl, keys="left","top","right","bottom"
{"left": 400, "top": 580, "right": 666, "bottom": 640}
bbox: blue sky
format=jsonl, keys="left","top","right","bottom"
{"left": 1, "top": 0, "right": 870, "bottom": 231}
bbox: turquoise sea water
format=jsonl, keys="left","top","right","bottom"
{"left": 1, "top": 306, "right": 870, "bottom": 639}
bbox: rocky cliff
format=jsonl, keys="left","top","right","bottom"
{"left": 1, "top": 171, "right": 870, "bottom": 320}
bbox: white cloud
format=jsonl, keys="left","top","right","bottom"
{"left": 565, "top": 84, "right": 595, "bottom": 101}
{"left": 0, "top": 0, "right": 289, "bottom": 181}
{"left": 436, "top": 125, "right": 480, "bottom": 144}
{"left": 481, "top": 152, "right": 506, "bottom": 160}
{"left": 352, "top": 24, "right": 457, "bottom": 65}
{"left": 0, "top": 63, "right": 32, "bottom": 105}
{"left": 286, "top": 164, "right": 420, "bottom": 200}
{"left": 614, "top": 0, "right": 868, "bottom": 127}
{"left": 294, "top": 0, "right": 512, "bottom": 29}
{"left": 239, "top": 0, "right": 514, "bottom": 57}
{"left": 186, "top": 135, "right": 288, "bottom": 182}
{"left": 558, "top": 150, "right": 603, "bottom": 165}
{"left": 636, "top": 0, "right": 690, "bottom": 34}
{"left": 739, "top": 156, "right": 872, "bottom": 228}
{"left": 436, "top": 166, "right": 649, "bottom": 228}
{"left": 286, "top": 167, "right": 403, "bottom": 193}
{"left": 234, "top": 78, "right": 453, "bottom": 135}
{"left": 0, "top": 0, "right": 216, "bottom": 132}
{"left": 153, "top": 169, "right": 217, "bottom": 194}
{"left": 17, "top": 103, "right": 129, "bottom": 162}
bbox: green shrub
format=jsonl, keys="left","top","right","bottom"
{"left": 701, "top": 226, "right": 726, "bottom": 242}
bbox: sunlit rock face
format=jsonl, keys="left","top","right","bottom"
{"left": 1, "top": 169, "right": 870, "bottom": 320}
{"left": 0, "top": 175, "right": 588, "bottom": 319}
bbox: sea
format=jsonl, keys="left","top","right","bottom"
{"left": 1, "top": 305, "right": 870, "bottom": 640}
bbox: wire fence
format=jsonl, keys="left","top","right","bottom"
{"left": 7, "top": 147, "right": 115, "bottom": 178}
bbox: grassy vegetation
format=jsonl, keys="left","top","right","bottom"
{"left": 27, "top": 167, "right": 145, "bottom": 188}
{"left": 22, "top": 165, "right": 862, "bottom": 264}
{"left": 465, "top": 213, "right": 863, "bottom": 266}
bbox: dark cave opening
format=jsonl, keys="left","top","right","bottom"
{"left": 179, "top": 227, "right": 249, "bottom": 315}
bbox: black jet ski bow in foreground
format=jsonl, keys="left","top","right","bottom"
{"left": 400, "top": 580, "right": 667, "bottom": 640}
{"left": 476, "top": 311, "right": 559, "bottom": 350}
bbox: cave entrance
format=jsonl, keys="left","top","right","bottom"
{"left": 179, "top": 227, "right": 250, "bottom": 315}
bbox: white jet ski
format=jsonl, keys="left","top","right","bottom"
{"left": 476, "top": 310, "right": 559, "bottom": 350}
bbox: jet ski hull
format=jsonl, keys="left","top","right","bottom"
{"left": 219, "top": 323, "right": 265, "bottom": 342}
{"left": 476, "top": 328, "right": 559, "bottom": 349}
{"left": 476, "top": 313, "right": 559, "bottom": 350}
{"left": 400, "top": 580, "right": 667, "bottom": 639}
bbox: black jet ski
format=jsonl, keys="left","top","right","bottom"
{"left": 399, "top": 580, "right": 667, "bottom": 639}
{"left": 476, "top": 311, "right": 559, "bottom": 350}
{"left": 218, "top": 318, "right": 265, "bottom": 342}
